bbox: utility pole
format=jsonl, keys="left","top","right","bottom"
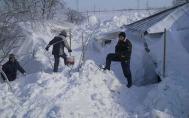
{"left": 137, "top": 0, "right": 140, "bottom": 9}
{"left": 93, "top": 0, "right": 96, "bottom": 15}
{"left": 76, "top": 0, "right": 79, "bottom": 12}
{"left": 146, "top": 0, "right": 149, "bottom": 10}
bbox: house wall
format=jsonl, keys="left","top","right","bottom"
{"left": 126, "top": 30, "right": 159, "bottom": 85}
{"left": 122, "top": 3, "right": 189, "bottom": 84}
{"left": 143, "top": 8, "right": 189, "bottom": 79}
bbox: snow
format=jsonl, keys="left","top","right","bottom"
{"left": 88, "top": 15, "right": 100, "bottom": 27}
{"left": 148, "top": 3, "right": 189, "bottom": 33}
{"left": 0, "top": 61, "right": 128, "bottom": 117}
{"left": 0, "top": 10, "right": 189, "bottom": 118}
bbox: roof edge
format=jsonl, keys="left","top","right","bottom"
{"left": 124, "top": 2, "right": 188, "bottom": 28}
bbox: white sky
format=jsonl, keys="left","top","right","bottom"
{"left": 64, "top": 0, "right": 173, "bottom": 12}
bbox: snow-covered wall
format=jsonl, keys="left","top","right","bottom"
{"left": 146, "top": 4, "right": 189, "bottom": 78}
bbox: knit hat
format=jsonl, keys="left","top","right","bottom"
{"left": 9, "top": 54, "right": 15, "bottom": 59}
{"left": 119, "top": 32, "right": 126, "bottom": 38}
{"left": 59, "top": 30, "right": 67, "bottom": 37}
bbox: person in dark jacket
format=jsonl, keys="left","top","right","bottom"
{"left": 103, "top": 32, "right": 132, "bottom": 88}
{"left": 1, "top": 54, "right": 26, "bottom": 81}
{"left": 45, "top": 30, "right": 72, "bottom": 72}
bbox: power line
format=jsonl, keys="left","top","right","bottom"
{"left": 79, "top": 7, "right": 168, "bottom": 14}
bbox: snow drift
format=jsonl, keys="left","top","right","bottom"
{"left": 0, "top": 11, "right": 189, "bottom": 118}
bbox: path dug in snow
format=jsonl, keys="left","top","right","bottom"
{"left": 0, "top": 20, "right": 155, "bottom": 117}
{"left": 0, "top": 59, "right": 157, "bottom": 118}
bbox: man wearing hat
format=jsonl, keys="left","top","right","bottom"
{"left": 45, "top": 30, "right": 72, "bottom": 72}
{"left": 103, "top": 32, "right": 132, "bottom": 88}
{"left": 1, "top": 54, "right": 26, "bottom": 81}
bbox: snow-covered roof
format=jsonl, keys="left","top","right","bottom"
{"left": 124, "top": 2, "right": 189, "bottom": 34}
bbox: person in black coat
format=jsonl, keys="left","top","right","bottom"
{"left": 104, "top": 32, "right": 132, "bottom": 88}
{"left": 1, "top": 54, "right": 26, "bottom": 81}
{"left": 45, "top": 30, "right": 72, "bottom": 72}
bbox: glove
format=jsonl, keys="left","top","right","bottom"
{"left": 23, "top": 73, "right": 27, "bottom": 76}
{"left": 118, "top": 54, "right": 127, "bottom": 61}
{"left": 117, "top": 53, "right": 122, "bottom": 58}
{"left": 68, "top": 49, "right": 72, "bottom": 52}
{"left": 45, "top": 46, "right": 49, "bottom": 51}
{"left": 145, "top": 47, "right": 150, "bottom": 53}
{"left": 121, "top": 55, "right": 125, "bottom": 58}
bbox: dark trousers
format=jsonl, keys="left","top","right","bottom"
{"left": 54, "top": 54, "right": 67, "bottom": 72}
{"left": 1, "top": 73, "right": 16, "bottom": 81}
{"left": 105, "top": 53, "right": 132, "bottom": 85}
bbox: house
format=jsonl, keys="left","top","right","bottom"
{"left": 124, "top": 2, "right": 189, "bottom": 84}
{"left": 94, "top": 2, "right": 189, "bottom": 85}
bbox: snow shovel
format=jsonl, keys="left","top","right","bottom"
{"left": 66, "top": 52, "right": 75, "bottom": 66}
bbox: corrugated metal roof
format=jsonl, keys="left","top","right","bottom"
{"left": 124, "top": 2, "right": 189, "bottom": 34}
{"left": 148, "top": 3, "right": 189, "bottom": 33}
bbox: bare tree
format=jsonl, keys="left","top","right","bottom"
{"left": 65, "top": 8, "right": 85, "bottom": 24}
{"left": 1, "top": 0, "right": 65, "bottom": 21}
{"left": 0, "top": 0, "right": 84, "bottom": 62}
{"left": 0, "top": 0, "right": 66, "bottom": 62}
{"left": 0, "top": 11, "right": 25, "bottom": 62}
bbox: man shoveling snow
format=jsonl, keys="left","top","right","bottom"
{"left": 45, "top": 30, "right": 72, "bottom": 72}
{"left": 103, "top": 32, "right": 132, "bottom": 88}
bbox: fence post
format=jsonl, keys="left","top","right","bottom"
{"left": 82, "top": 32, "right": 85, "bottom": 63}
{"left": 69, "top": 29, "right": 72, "bottom": 49}
{"left": 69, "top": 29, "right": 72, "bottom": 57}
{"left": 163, "top": 28, "right": 167, "bottom": 78}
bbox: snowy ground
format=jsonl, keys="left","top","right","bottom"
{"left": 0, "top": 13, "right": 189, "bottom": 118}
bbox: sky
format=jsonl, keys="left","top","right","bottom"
{"left": 64, "top": 0, "right": 173, "bottom": 12}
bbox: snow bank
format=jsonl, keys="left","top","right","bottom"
{"left": 112, "top": 15, "right": 128, "bottom": 27}
{"left": 141, "top": 76, "right": 189, "bottom": 117}
{"left": 83, "top": 13, "right": 189, "bottom": 117}
{"left": 88, "top": 15, "right": 100, "bottom": 27}
{"left": 1, "top": 10, "right": 189, "bottom": 118}
{"left": 0, "top": 60, "right": 129, "bottom": 118}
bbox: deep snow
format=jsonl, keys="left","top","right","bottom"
{"left": 0, "top": 13, "right": 189, "bottom": 118}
